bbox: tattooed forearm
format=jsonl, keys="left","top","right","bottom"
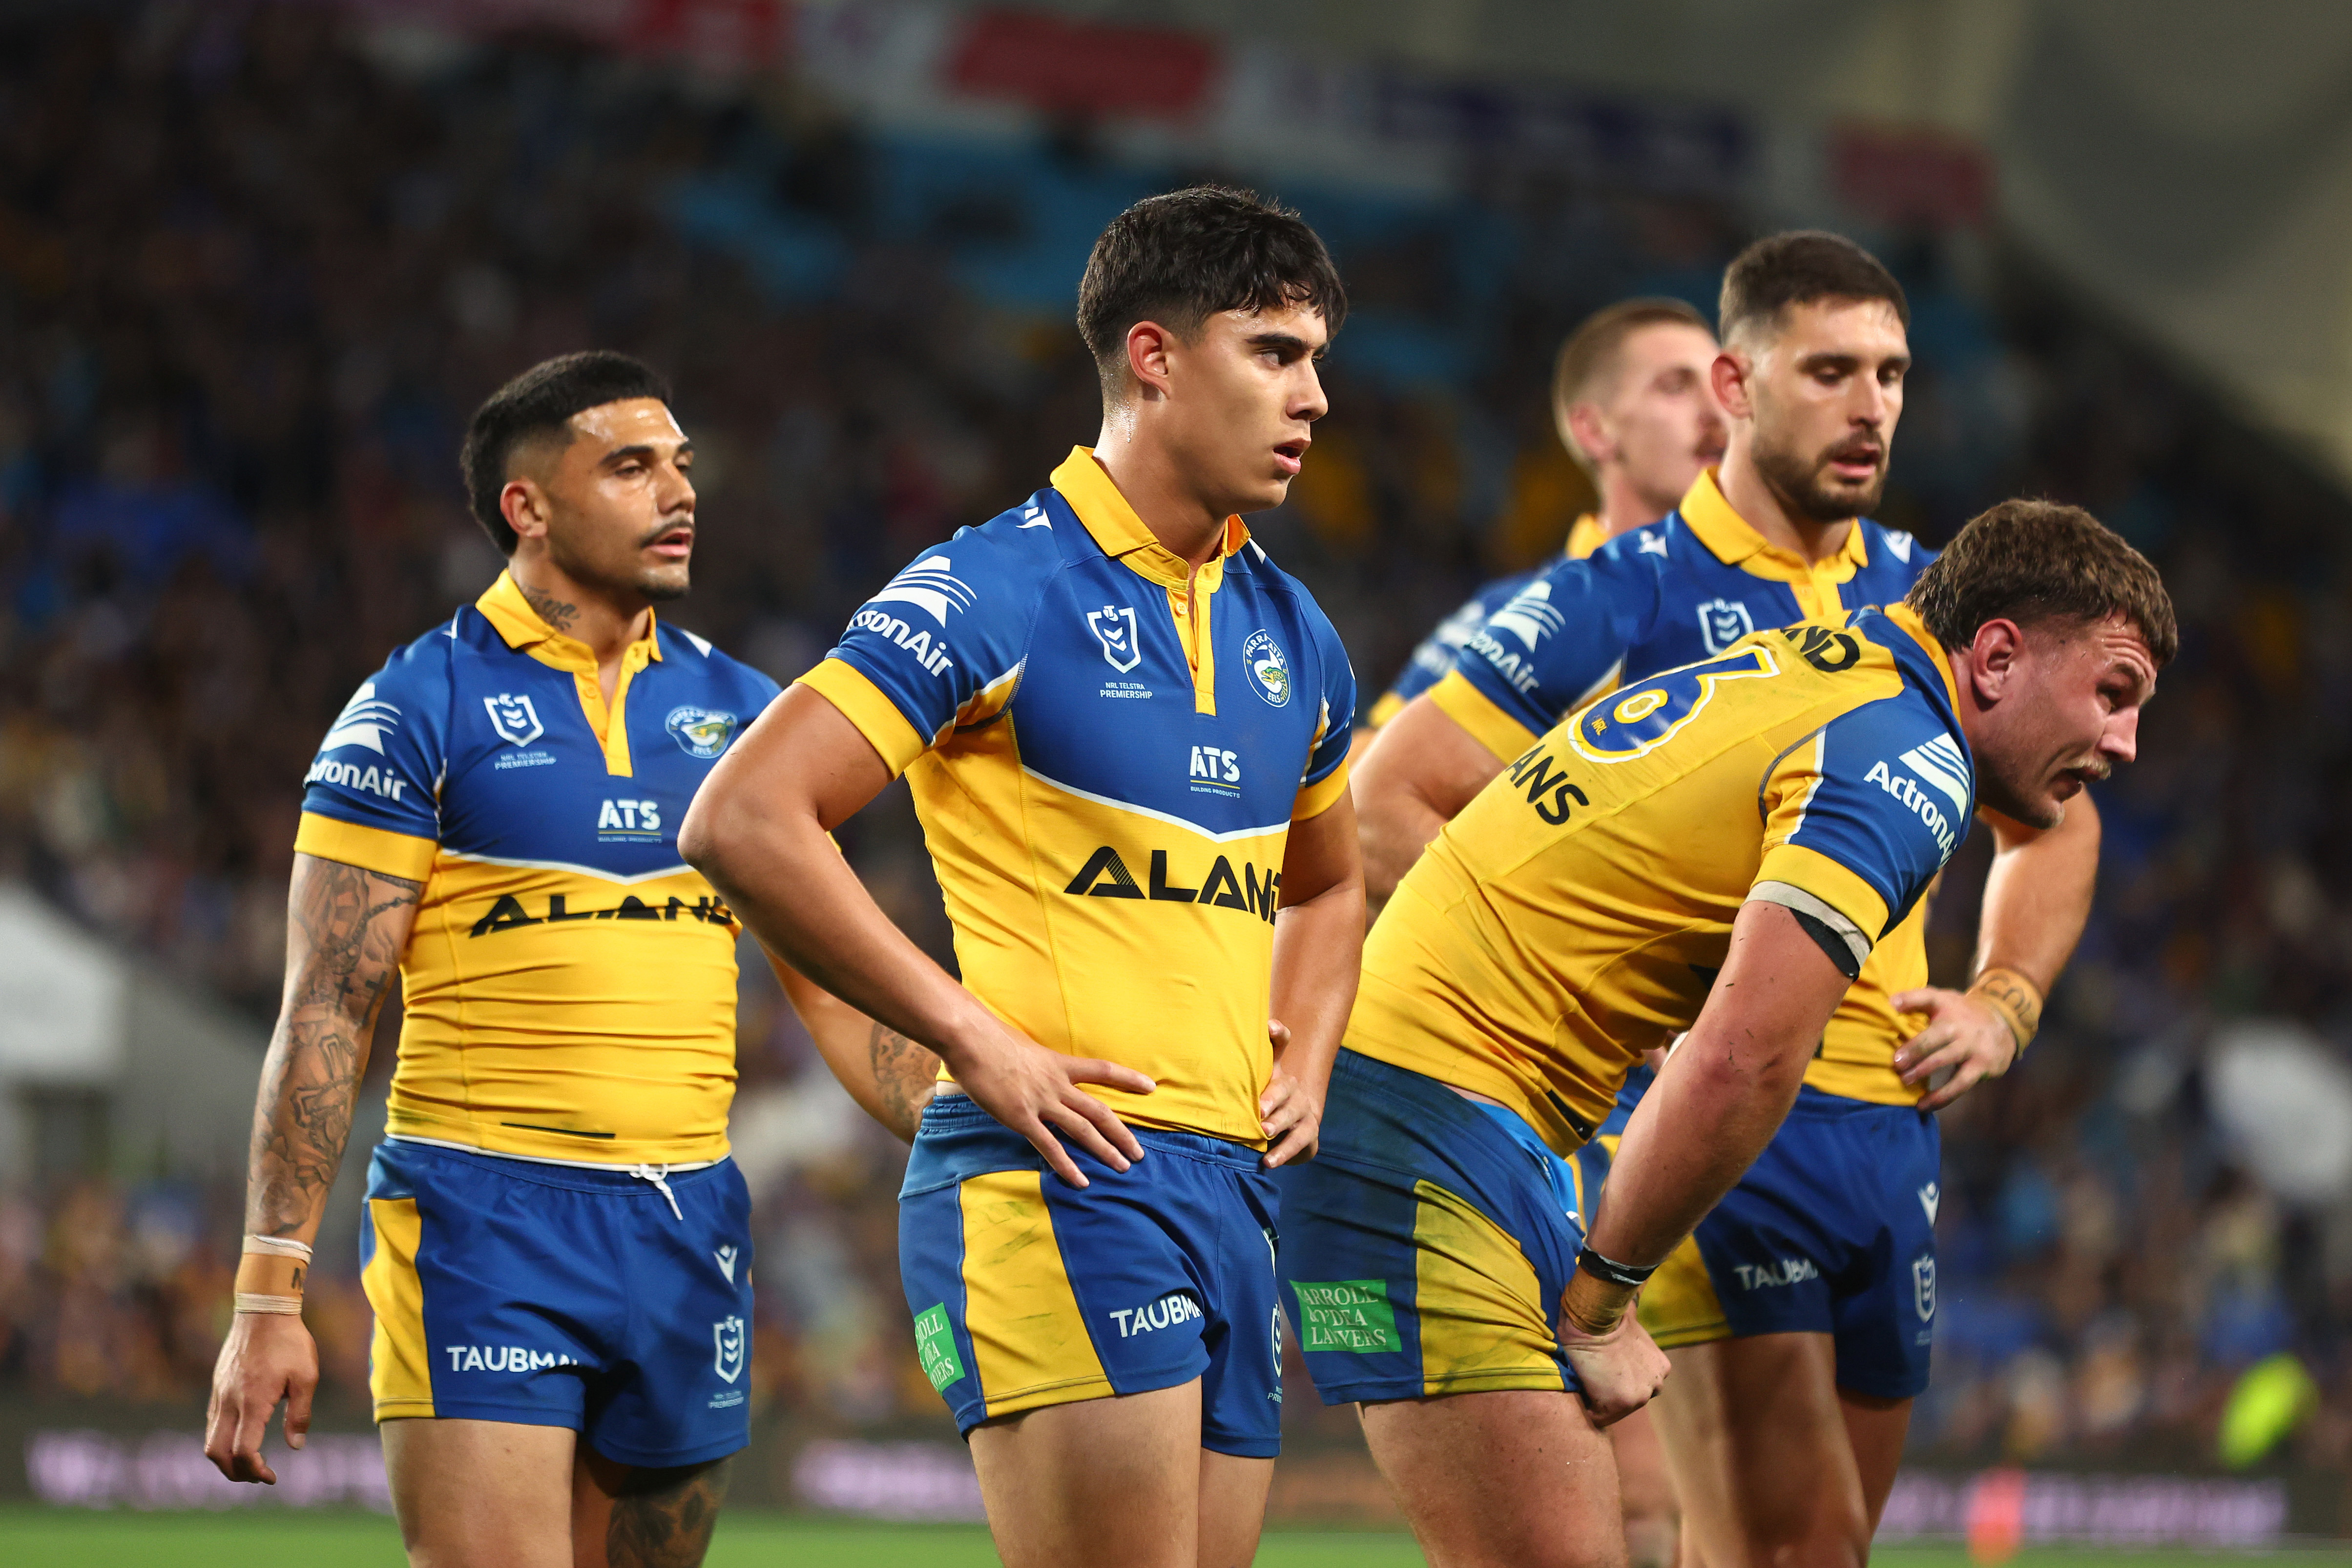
{"left": 246, "top": 856, "right": 422, "bottom": 1239}
{"left": 869, "top": 1021, "right": 939, "bottom": 1142}
{"left": 604, "top": 1458, "right": 730, "bottom": 1568}
{"left": 519, "top": 580, "right": 579, "bottom": 630}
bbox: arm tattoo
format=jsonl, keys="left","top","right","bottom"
{"left": 869, "top": 1021, "right": 939, "bottom": 1140}
{"left": 605, "top": 1458, "right": 730, "bottom": 1568}
{"left": 246, "top": 858, "right": 422, "bottom": 1239}
{"left": 519, "top": 580, "right": 579, "bottom": 631}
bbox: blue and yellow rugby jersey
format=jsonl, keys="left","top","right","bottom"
{"left": 1428, "top": 467, "right": 1936, "bottom": 1105}
{"left": 1351, "top": 604, "right": 1972, "bottom": 1155}
{"left": 798, "top": 448, "right": 1355, "bottom": 1147}
{"left": 1365, "top": 514, "right": 1609, "bottom": 728}
{"left": 293, "top": 572, "right": 781, "bottom": 1165}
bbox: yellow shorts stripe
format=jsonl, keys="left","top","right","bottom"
{"left": 362, "top": 1195, "right": 434, "bottom": 1419}
{"left": 958, "top": 1171, "right": 1113, "bottom": 1418}
{"left": 1638, "top": 1233, "right": 1730, "bottom": 1348}
{"left": 1412, "top": 1179, "right": 1567, "bottom": 1395}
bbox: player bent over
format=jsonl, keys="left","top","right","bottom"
{"left": 207, "top": 354, "right": 809, "bottom": 1568}
{"left": 1279, "top": 502, "right": 2171, "bottom": 1568}
{"left": 1353, "top": 232, "right": 2102, "bottom": 1563}
{"left": 1357, "top": 293, "right": 1725, "bottom": 1567}
{"left": 683, "top": 188, "right": 1366, "bottom": 1568}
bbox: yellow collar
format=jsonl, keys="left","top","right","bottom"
{"left": 476, "top": 570, "right": 664, "bottom": 669}
{"left": 1676, "top": 468, "right": 1870, "bottom": 584}
{"left": 1563, "top": 513, "right": 1607, "bottom": 561}
{"left": 1881, "top": 602, "right": 1961, "bottom": 711}
{"left": 1050, "top": 447, "right": 1250, "bottom": 591}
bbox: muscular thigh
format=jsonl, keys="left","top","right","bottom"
{"left": 573, "top": 1449, "right": 732, "bottom": 1568}
{"left": 383, "top": 1418, "right": 576, "bottom": 1568}
{"left": 1651, "top": 1335, "right": 1869, "bottom": 1568}
{"left": 1362, "top": 1390, "right": 1624, "bottom": 1568}
{"left": 969, "top": 1381, "right": 1208, "bottom": 1568}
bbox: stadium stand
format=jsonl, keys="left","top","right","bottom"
{"left": 1, "top": 2, "right": 2350, "bottom": 1484}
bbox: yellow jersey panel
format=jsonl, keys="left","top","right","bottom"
{"left": 803, "top": 450, "right": 1357, "bottom": 1146}
{"left": 1349, "top": 606, "right": 1969, "bottom": 1154}
{"left": 296, "top": 572, "right": 781, "bottom": 1164}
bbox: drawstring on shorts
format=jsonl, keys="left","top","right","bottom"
{"left": 629, "top": 1163, "right": 684, "bottom": 1222}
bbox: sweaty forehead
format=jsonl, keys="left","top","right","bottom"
{"left": 565, "top": 397, "right": 685, "bottom": 450}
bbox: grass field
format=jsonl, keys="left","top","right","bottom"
{"left": 5, "top": 1509, "right": 2352, "bottom": 1568}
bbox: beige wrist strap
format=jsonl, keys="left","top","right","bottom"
{"left": 234, "top": 1293, "right": 304, "bottom": 1317}
{"left": 1969, "top": 966, "right": 2044, "bottom": 1060}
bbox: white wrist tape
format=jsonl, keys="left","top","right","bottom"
{"left": 234, "top": 1293, "right": 304, "bottom": 1316}
{"left": 243, "top": 1234, "right": 314, "bottom": 1262}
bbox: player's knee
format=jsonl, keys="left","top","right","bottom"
{"left": 1748, "top": 1504, "right": 1869, "bottom": 1568}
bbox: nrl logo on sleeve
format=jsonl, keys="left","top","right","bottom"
{"left": 1088, "top": 604, "right": 1142, "bottom": 672}
{"left": 484, "top": 693, "right": 544, "bottom": 748}
{"left": 1912, "top": 1255, "right": 1936, "bottom": 1321}
{"left": 713, "top": 1315, "right": 747, "bottom": 1383}
{"left": 1243, "top": 628, "right": 1290, "bottom": 707}
{"left": 1696, "top": 598, "right": 1756, "bottom": 654}
{"left": 665, "top": 706, "right": 738, "bottom": 759}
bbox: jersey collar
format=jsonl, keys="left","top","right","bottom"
{"left": 1051, "top": 447, "right": 1249, "bottom": 591}
{"left": 1879, "top": 602, "right": 1961, "bottom": 711}
{"left": 1677, "top": 467, "right": 1870, "bottom": 584}
{"left": 476, "top": 570, "right": 664, "bottom": 670}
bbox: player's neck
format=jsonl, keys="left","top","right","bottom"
{"left": 1591, "top": 468, "right": 1676, "bottom": 541}
{"left": 508, "top": 557, "right": 653, "bottom": 670}
{"left": 1714, "top": 443, "right": 1852, "bottom": 565}
{"left": 1089, "top": 426, "right": 1232, "bottom": 571}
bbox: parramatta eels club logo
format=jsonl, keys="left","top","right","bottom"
{"left": 1088, "top": 604, "right": 1142, "bottom": 672}
{"left": 484, "top": 692, "right": 544, "bottom": 749}
{"left": 666, "top": 706, "right": 739, "bottom": 759}
{"left": 1243, "top": 629, "right": 1290, "bottom": 707}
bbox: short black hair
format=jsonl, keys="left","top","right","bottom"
{"left": 1718, "top": 231, "right": 1908, "bottom": 348}
{"left": 460, "top": 351, "right": 673, "bottom": 554}
{"left": 1076, "top": 186, "right": 1347, "bottom": 397}
{"left": 1909, "top": 498, "right": 2177, "bottom": 666}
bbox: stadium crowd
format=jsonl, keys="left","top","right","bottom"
{"left": 2, "top": 2, "right": 2351, "bottom": 1477}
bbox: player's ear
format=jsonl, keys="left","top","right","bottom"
{"left": 1967, "top": 618, "right": 2024, "bottom": 699}
{"left": 1709, "top": 349, "right": 1752, "bottom": 421}
{"left": 501, "top": 476, "right": 553, "bottom": 546}
{"left": 1563, "top": 401, "right": 1612, "bottom": 468}
{"left": 1126, "top": 319, "right": 1177, "bottom": 403}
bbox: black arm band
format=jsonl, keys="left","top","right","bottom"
{"left": 1576, "top": 1246, "right": 1656, "bottom": 1288}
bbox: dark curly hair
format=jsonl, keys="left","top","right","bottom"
{"left": 1077, "top": 186, "right": 1347, "bottom": 398}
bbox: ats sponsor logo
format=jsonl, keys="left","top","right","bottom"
{"left": 596, "top": 797, "right": 663, "bottom": 839}
{"left": 1110, "top": 1292, "right": 1204, "bottom": 1339}
{"left": 1063, "top": 847, "right": 1280, "bottom": 923}
{"left": 1187, "top": 745, "right": 1240, "bottom": 795}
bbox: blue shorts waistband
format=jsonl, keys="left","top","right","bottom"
{"left": 916, "top": 1093, "right": 1265, "bottom": 1171}
{"left": 377, "top": 1138, "right": 739, "bottom": 1194}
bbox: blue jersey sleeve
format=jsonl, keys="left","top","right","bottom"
{"left": 800, "top": 530, "right": 1041, "bottom": 776}
{"left": 1755, "top": 696, "right": 1973, "bottom": 962}
{"left": 1297, "top": 602, "right": 1357, "bottom": 816}
{"left": 295, "top": 633, "right": 450, "bottom": 877}
{"left": 1448, "top": 546, "right": 1664, "bottom": 737}
{"left": 1373, "top": 571, "right": 1530, "bottom": 722}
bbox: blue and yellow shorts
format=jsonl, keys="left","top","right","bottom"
{"left": 896, "top": 1092, "right": 1283, "bottom": 1457}
{"left": 359, "top": 1139, "right": 755, "bottom": 1467}
{"left": 1577, "top": 1067, "right": 1941, "bottom": 1400}
{"left": 1274, "top": 1049, "right": 1587, "bottom": 1406}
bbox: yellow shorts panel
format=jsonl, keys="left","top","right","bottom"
{"left": 361, "top": 1195, "right": 435, "bottom": 1420}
